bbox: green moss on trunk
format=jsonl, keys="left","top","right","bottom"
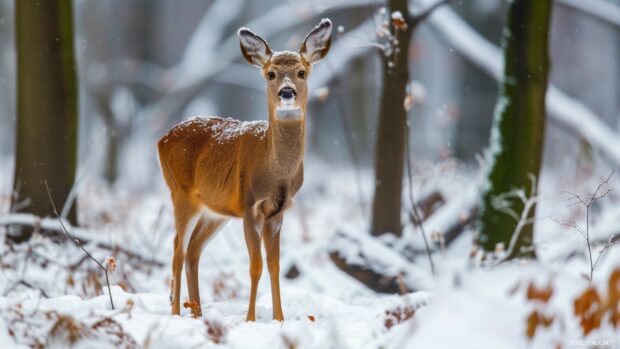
{"left": 477, "top": 0, "right": 552, "bottom": 257}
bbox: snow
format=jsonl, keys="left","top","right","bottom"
{"left": 391, "top": 11, "right": 405, "bottom": 22}
{"left": 1, "top": 156, "right": 620, "bottom": 348}
{"left": 171, "top": 116, "right": 268, "bottom": 144}
{"left": 0, "top": 285, "right": 431, "bottom": 349}
{"left": 271, "top": 51, "right": 300, "bottom": 58}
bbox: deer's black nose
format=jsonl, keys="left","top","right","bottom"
{"left": 278, "top": 87, "right": 296, "bottom": 99}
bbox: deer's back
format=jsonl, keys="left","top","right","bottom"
{"left": 157, "top": 116, "right": 268, "bottom": 216}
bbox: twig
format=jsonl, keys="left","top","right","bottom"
{"left": 591, "top": 236, "right": 618, "bottom": 274}
{"left": 499, "top": 175, "right": 538, "bottom": 261}
{"left": 557, "top": 170, "right": 616, "bottom": 282}
{"left": 44, "top": 181, "right": 115, "bottom": 310}
{"left": 403, "top": 113, "right": 435, "bottom": 276}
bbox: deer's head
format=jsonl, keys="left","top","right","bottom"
{"left": 238, "top": 19, "right": 332, "bottom": 117}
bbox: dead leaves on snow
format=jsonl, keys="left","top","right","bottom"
{"left": 384, "top": 305, "right": 416, "bottom": 329}
{"left": 524, "top": 268, "right": 620, "bottom": 341}
{"left": 524, "top": 282, "right": 555, "bottom": 340}
{"left": 573, "top": 269, "right": 620, "bottom": 336}
{"left": 527, "top": 283, "right": 554, "bottom": 304}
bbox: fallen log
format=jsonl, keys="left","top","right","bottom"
{"left": 413, "top": 190, "right": 446, "bottom": 224}
{"left": 329, "top": 229, "right": 433, "bottom": 293}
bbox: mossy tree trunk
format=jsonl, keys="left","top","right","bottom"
{"left": 11, "top": 0, "right": 78, "bottom": 241}
{"left": 370, "top": 0, "right": 413, "bottom": 237}
{"left": 477, "top": 0, "right": 552, "bottom": 257}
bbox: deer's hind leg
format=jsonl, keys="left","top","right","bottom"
{"left": 185, "top": 215, "right": 228, "bottom": 318}
{"left": 170, "top": 196, "right": 201, "bottom": 315}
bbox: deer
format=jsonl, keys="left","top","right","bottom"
{"left": 157, "top": 19, "right": 332, "bottom": 321}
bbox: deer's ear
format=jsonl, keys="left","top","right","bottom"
{"left": 299, "top": 19, "right": 332, "bottom": 65}
{"left": 238, "top": 27, "right": 272, "bottom": 68}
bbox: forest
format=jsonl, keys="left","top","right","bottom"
{"left": 0, "top": 0, "right": 619, "bottom": 348}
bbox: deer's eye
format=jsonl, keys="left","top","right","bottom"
{"left": 267, "top": 72, "right": 276, "bottom": 80}
{"left": 297, "top": 70, "right": 305, "bottom": 79}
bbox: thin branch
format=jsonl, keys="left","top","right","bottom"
{"left": 591, "top": 238, "right": 619, "bottom": 275}
{"left": 499, "top": 175, "right": 538, "bottom": 261}
{"left": 589, "top": 169, "right": 615, "bottom": 203}
{"left": 554, "top": 170, "right": 616, "bottom": 282}
{"left": 44, "top": 181, "right": 115, "bottom": 310}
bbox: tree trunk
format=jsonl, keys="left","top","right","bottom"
{"left": 370, "top": 0, "right": 413, "bottom": 237}
{"left": 11, "top": 0, "right": 79, "bottom": 241}
{"left": 477, "top": 0, "right": 552, "bottom": 257}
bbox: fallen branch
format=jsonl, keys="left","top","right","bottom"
{"left": 442, "top": 207, "right": 476, "bottom": 246}
{"left": 0, "top": 213, "right": 164, "bottom": 268}
{"left": 414, "top": 191, "right": 445, "bottom": 223}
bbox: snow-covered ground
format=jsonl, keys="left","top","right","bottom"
{"left": 1, "top": 156, "right": 619, "bottom": 348}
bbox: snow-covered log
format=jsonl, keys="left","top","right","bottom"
{"left": 415, "top": 0, "right": 620, "bottom": 168}
{"left": 329, "top": 228, "right": 434, "bottom": 293}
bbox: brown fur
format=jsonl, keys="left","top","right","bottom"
{"left": 158, "top": 21, "right": 331, "bottom": 321}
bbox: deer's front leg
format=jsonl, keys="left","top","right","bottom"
{"left": 243, "top": 209, "right": 263, "bottom": 322}
{"left": 262, "top": 213, "right": 284, "bottom": 321}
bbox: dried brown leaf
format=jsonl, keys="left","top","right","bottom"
{"left": 573, "top": 287, "right": 603, "bottom": 336}
{"left": 105, "top": 256, "right": 116, "bottom": 273}
{"left": 526, "top": 282, "right": 553, "bottom": 303}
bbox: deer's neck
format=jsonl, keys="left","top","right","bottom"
{"left": 266, "top": 108, "right": 306, "bottom": 174}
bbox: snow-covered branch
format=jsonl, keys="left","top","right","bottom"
{"left": 416, "top": 0, "right": 620, "bottom": 168}
{"left": 556, "top": 0, "right": 620, "bottom": 28}
{"left": 147, "top": 0, "right": 382, "bottom": 124}
{"left": 329, "top": 227, "right": 434, "bottom": 293}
